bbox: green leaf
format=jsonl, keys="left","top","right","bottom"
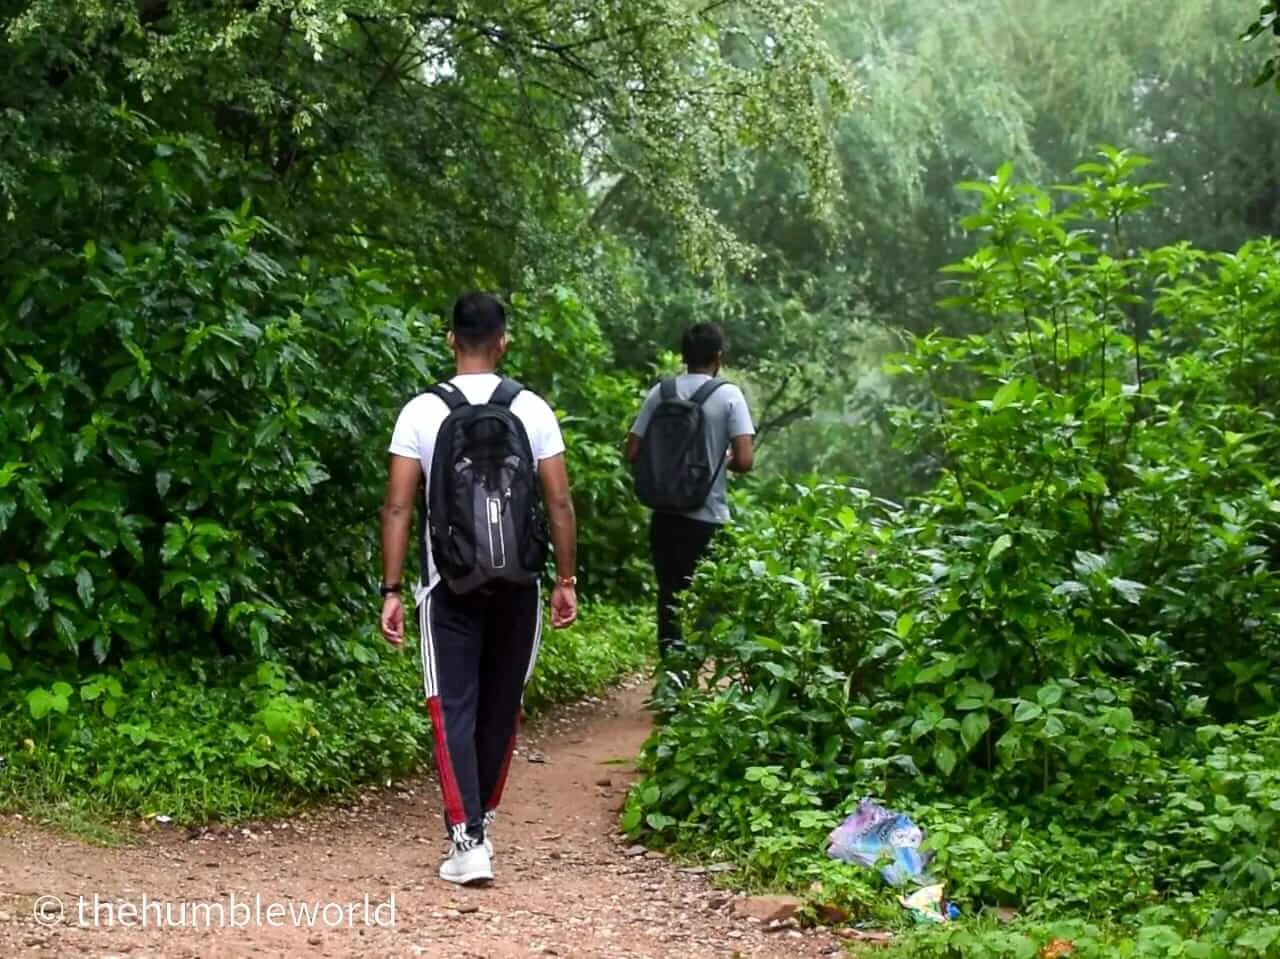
{"left": 960, "top": 712, "right": 990, "bottom": 752}
{"left": 1043, "top": 715, "right": 1066, "bottom": 738}
{"left": 1072, "top": 551, "right": 1107, "bottom": 578}
{"left": 120, "top": 526, "right": 145, "bottom": 563}
{"left": 988, "top": 535, "right": 1012, "bottom": 562}
{"left": 250, "top": 621, "right": 269, "bottom": 656}
{"left": 1236, "top": 926, "right": 1280, "bottom": 952}
{"left": 894, "top": 613, "right": 914, "bottom": 639}
{"left": 934, "top": 744, "right": 957, "bottom": 776}
{"left": 106, "top": 438, "right": 142, "bottom": 472}
{"left": 1109, "top": 578, "right": 1146, "bottom": 604}
{"left": 1105, "top": 706, "right": 1135, "bottom": 733}
{"left": 1036, "top": 685, "right": 1063, "bottom": 707}
{"left": 161, "top": 523, "right": 186, "bottom": 563}
{"left": 53, "top": 612, "right": 79, "bottom": 648}
{"left": 620, "top": 807, "right": 643, "bottom": 833}
{"left": 989, "top": 378, "right": 1021, "bottom": 412}
{"left": 1013, "top": 701, "right": 1043, "bottom": 723}
{"left": 76, "top": 568, "right": 95, "bottom": 608}
{"left": 0, "top": 462, "right": 25, "bottom": 489}
{"left": 27, "top": 688, "right": 55, "bottom": 720}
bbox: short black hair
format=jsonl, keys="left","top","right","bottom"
{"left": 681, "top": 322, "right": 723, "bottom": 369}
{"left": 451, "top": 292, "right": 506, "bottom": 351}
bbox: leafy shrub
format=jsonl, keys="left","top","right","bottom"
{"left": 0, "top": 603, "right": 647, "bottom": 823}
{"left": 522, "top": 604, "right": 650, "bottom": 713}
{"left": 0, "top": 119, "right": 440, "bottom": 668}
{"left": 1, "top": 652, "right": 429, "bottom": 823}
{"left": 624, "top": 149, "right": 1280, "bottom": 954}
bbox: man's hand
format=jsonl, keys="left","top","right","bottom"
{"left": 550, "top": 583, "right": 577, "bottom": 629}
{"left": 536, "top": 452, "right": 578, "bottom": 629}
{"left": 380, "top": 453, "right": 420, "bottom": 647}
{"left": 381, "top": 593, "right": 406, "bottom": 646}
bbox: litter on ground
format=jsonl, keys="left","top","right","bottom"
{"left": 826, "top": 797, "right": 933, "bottom": 885}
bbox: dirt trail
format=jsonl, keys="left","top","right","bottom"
{"left": 0, "top": 676, "right": 842, "bottom": 958}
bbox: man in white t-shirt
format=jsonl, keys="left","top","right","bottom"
{"left": 378, "top": 292, "right": 578, "bottom": 887}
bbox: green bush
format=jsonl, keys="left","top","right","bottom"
{"left": 0, "top": 603, "right": 648, "bottom": 823}
{"left": 624, "top": 149, "right": 1280, "bottom": 955}
{"left": 1, "top": 119, "right": 437, "bottom": 668}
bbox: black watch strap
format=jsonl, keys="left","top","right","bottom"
{"left": 380, "top": 583, "right": 402, "bottom": 596}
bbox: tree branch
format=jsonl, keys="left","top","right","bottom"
{"left": 754, "top": 402, "right": 814, "bottom": 447}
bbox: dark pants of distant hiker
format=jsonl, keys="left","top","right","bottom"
{"left": 650, "top": 511, "right": 719, "bottom": 658}
{"left": 418, "top": 580, "right": 541, "bottom": 844}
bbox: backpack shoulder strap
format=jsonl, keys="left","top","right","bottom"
{"left": 426, "top": 381, "right": 468, "bottom": 412}
{"left": 658, "top": 377, "right": 679, "bottom": 401}
{"left": 489, "top": 376, "right": 524, "bottom": 409}
{"left": 690, "top": 377, "right": 728, "bottom": 406}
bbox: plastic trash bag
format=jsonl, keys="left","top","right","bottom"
{"left": 899, "top": 883, "right": 959, "bottom": 922}
{"left": 826, "top": 797, "right": 933, "bottom": 886}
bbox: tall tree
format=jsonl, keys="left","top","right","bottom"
{"left": 1, "top": 0, "right": 850, "bottom": 292}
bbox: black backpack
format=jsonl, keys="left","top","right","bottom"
{"left": 632, "top": 376, "right": 728, "bottom": 513}
{"left": 421, "top": 378, "right": 549, "bottom": 594}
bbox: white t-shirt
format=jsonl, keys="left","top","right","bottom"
{"left": 388, "top": 373, "right": 565, "bottom": 597}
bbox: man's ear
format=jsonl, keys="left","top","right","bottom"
{"left": 446, "top": 330, "right": 457, "bottom": 351}
{"left": 497, "top": 333, "right": 509, "bottom": 356}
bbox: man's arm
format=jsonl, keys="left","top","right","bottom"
{"left": 536, "top": 453, "right": 577, "bottom": 579}
{"left": 728, "top": 434, "right": 754, "bottom": 473}
{"left": 625, "top": 385, "right": 659, "bottom": 463}
{"left": 726, "top": 385, "right": 756, "bottom": 474}
{"left": 381, "top": 454, "right": 422, "bottom": 587}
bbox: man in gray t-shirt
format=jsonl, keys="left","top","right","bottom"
{"left": 626, "top": 323, "right": 755, "bottom": 657}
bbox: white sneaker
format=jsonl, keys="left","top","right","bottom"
{"left": 483, "top": 811, "right": 496, "bottom": 859}
{"left": 439, "top": 842, "right": 493, "bottom": 885}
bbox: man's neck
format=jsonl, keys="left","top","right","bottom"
{"left": 455, "top": 358, "right": 496, "bottom": 376}
{"left": 688, "top": 365, "right": 718, "bottom": 377}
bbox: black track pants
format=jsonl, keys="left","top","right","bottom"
{"left": 649, "top": 511, "right": 720, "bottom": 658}
{"left": 418, "top": 580, "right": 541, "bottom": 843}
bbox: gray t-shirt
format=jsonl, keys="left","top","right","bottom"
{"left": 630, "top": 374, "right": 756, "bottom": 525}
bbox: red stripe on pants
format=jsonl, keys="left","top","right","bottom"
{"left": 485, "top": 711, "right": 522, "bottom": 812}
{"left": 427, "top": 696, "right": 467, "bottom": 826}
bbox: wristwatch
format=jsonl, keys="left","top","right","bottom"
{"left": 379, "top": 583, "right": 402, "bottom": 597}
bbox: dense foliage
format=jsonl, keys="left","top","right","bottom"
{"left": 1, "top": 602, "right": 648, "bottom": 824}
{"left": 625, "top": 152, "right": 1280, "bottom": 955}
{"left": 0, "top": 105, "right": 654, "bottom": 820}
